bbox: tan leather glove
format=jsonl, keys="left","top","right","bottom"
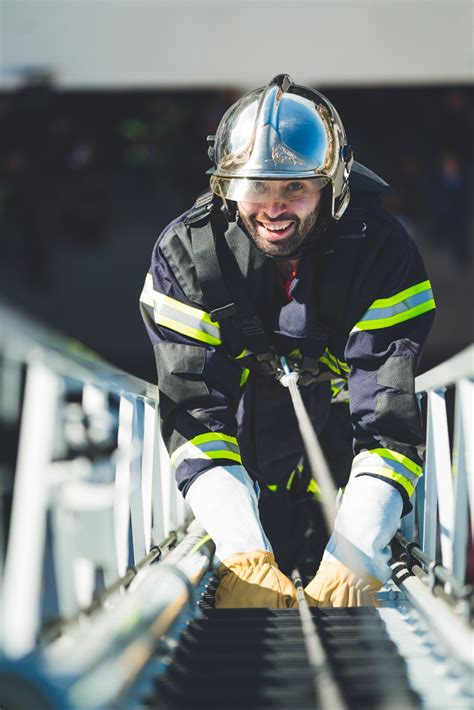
{"left": 216, "top": 550, "right": 297, "bottom": 608}
{"left": 304, "top": 561, "right": 382, "bottom": 608}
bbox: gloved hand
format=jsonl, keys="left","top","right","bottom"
{"left": 305, "top": 475, "right": 403, "bottom": 607}
{"left": 305, "top": 561, "right": 382, "bottom": 607}
{"left": 216, "top": 550, "right": 297, "bottom": 608}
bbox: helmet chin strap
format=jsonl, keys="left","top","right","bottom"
{"left": 221, "top": 196, "right": 237, "bottom": 222}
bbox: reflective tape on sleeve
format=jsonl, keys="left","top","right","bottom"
{"left": 351, "top": 280, "right": 435, "bottom": 332}
{"left": 170, "top": 432, "right": 242, "bottom": 470}
{"left": 350, "top": 448, "right": 423, "bottom": 497}
{"left": 140, "top": 273, "right": 222, "bottom": 346}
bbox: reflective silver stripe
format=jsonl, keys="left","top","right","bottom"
{"left": 351, "top": 450, "right": 422, "bottom": 496}
{"left": 352, "top": 280, "right": 435, "bottom": 332}
{"left": 361, "top": 288, "right": 434, "bottom": 322}
{"left": 155, "top": 300, "right": 221, "bottom": 341}
{"left": 140, "top": 273, "right": 221, "bottom": 346}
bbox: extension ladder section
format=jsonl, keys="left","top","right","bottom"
{"left": 0, "top": 304, "right": 472, "bottom": 710}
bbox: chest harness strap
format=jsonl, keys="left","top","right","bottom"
{"left": 185, "top": 192, "right": 367, "bottom": 384}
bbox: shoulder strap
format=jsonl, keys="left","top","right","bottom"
{"left": 185, "top": 194, "right": 237, "bottom": 322}
{"left": 186, "top": 197, "right": 271, "bottom": 356}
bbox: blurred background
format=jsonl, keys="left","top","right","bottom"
{"left": 0, "top": 0, "right": 472, "bottom": 382}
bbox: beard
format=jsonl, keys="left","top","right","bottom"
{"left": 238, "top": 203, "right": 320, "bottom": 258}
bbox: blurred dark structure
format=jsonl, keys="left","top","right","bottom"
{"left": 0, "top": 84, "right": 472, "bottom": 382}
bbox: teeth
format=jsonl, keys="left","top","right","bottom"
{"left": 261, "top": 222, "right": 292, "bottom": 232}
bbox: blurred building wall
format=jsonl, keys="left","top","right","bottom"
{"left": 1, "top": 0, "right": 472, "bottom": 89}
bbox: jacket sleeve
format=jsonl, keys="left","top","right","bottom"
{"left": 345, "top": 222, "right": 436, "bottom": 513}
{"left": 139, "top": 225, "right": 244, "bottom": 497}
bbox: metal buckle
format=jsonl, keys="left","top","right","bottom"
{"left": 209, "top": 303, "right": 237, "bottom": 322}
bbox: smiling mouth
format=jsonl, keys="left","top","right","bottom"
{"left": 256, "top": 220, "right": 296, "bottom": 240}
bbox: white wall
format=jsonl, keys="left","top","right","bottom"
{"left": 0, "top": 0, "right": 472, "bottom": 89}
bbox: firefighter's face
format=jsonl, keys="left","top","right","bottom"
{"left": 237, "top": 180, "right": 322, "bottom": 257}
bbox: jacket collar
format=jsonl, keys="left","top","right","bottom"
{"left": 224, "top": 219, "right": 326, "bottom": 345}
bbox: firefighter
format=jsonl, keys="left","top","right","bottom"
{"left": 140, "top": 75, "right": 435, "bottom": 608}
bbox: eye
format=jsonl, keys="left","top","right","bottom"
{"left": 287, "top": 182, "right": 305, "bottom": 192}
{"left": 250, "top": 181, "right": 267, "bottom": 195}
{"left": 283, "top": 181, "right": 306, "bottom": 198}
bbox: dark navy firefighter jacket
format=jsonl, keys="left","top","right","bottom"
{"left": 140, "top": 167, "right": 435, "bottom": 514}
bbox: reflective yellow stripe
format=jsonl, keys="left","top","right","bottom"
{"left": 286, "top": 469, "right": 297, "bottom": 491}
{"left": 351, "top": 448, "right": 422, "bottom": 498}
{"left": 331, "top": 378, "right": 347, "bottom": 398}
{"left": 154, "top": 313, "right": 221, "bottom": 345}
{"left": 352, "top": 280, "right": 435, "bottom": 332}
{"left": 319, "top": 348, "right": 349, "bottom": 376}
{"left": 140, "top": 279, "right": 154, "bottom": 307}
{"left": 188, "top": 433, "right": 238, "bottom": 446}
{"left": 267, "top": 462, "right": 304, "bottom": 493}
{"left": 171, "top": 433, "right": 241, "bottom": 468}
{"left": 319, "top": 354, "right": 340, "bottom": 376}
{"left": 368, "top": 448, "right": 422, "bottom": 478}
{"left": 200, "top": 450, "right": 241, "bottom": 461}
{"left": 371, "top": 280, "right": 432, "bottom": 309}
{"left": 235, "top": 348, "right": 251, "bottom": 360}
{"left": 337, "top": 359, "right": 349, "bottom": 374}
{"left": 140, "top": 273, "right": 222, "bottom": 346}
{"left": 240, "top": 368, "right": 250, "bottom": 387}
{"left": 189, "top": 534, "right": 212, "bottom": 554}
{"left": 352, "top": 301, "right": 436, "bottom": 332}
{"left": 323, "top": 348, "right": 349, "bottom": 374}
{"left": 355, "top": 468, "right": 415, "bottom": 497}
{"left": 307, "top": 478, "right": 322, "bottom": 501}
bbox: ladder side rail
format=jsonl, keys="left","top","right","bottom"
{"left": 147, "top": 400, "right": 166, "bottom": 544}
{"left": 421, "top": 390, "right": 440, "bottom": 561}
{"left": 141, "top": 398, "right": 156, "bottom": 552}
{"left": 114, "top": 395, "right": 135, "bottom": 578}
{"left": 1, "top": 357, "right": 61, "bottom": 658}
{"left": 0, "top": 306, "right": 188, "bottom": 657}
{"left": 414, "top": 346, "right": 474, "bottom": 586}
{"left": 129, "top": 398, "right": 148, "bottom": 562}
{"left": 0, "top": 302, "right": 159, "bottom": 401}
{"left": 423, "top": 389, "right": 454, "bottom": 568}
{"left": 452, "top": 378, "right": 473, "bottom": 581}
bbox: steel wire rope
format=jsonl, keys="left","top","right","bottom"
{"left": 279, "top": 358, "right": 337, "bottom": 532}
{"left": 292, "top": 568, "right": 347, "bottom": 710}
{"left": 279, "top": 358, "right": 366, "bottom": 576}
{"left": 279, "top": 358, "right": 350, "bottom": 708}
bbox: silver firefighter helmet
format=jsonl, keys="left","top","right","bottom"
{"left": 209, "top": 74, "right": 353, "bottom": 221}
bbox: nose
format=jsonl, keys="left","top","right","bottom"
{"left": 260, "top": 201, "right": 288, "bottom": 218}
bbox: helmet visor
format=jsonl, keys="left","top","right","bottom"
{"left": 210, "top": 176, "right": 330, "bottom": 203}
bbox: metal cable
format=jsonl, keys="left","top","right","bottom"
{"left": 279, "top": 360, "right": 337, "bottom": 532}
{"left": 394, "top": 532, "right": 472, "bottom": 603}
{"left": 291, "top": 568, "right": 346, "bottom": 710}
